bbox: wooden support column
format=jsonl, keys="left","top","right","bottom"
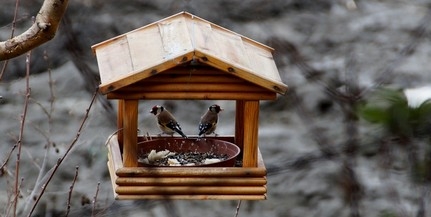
{"left": 241, "top": 100, "right": 259, "bottom": 167}
{"left": 235, "top": 100, "right": 245, "bottom": 152}
{"left": 122, "top": 100, "right": 139, "bottom": 167}
{"left": 117, "top": 100, "right": 124, "bottom": 152}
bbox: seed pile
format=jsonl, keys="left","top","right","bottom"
{"left": 139, "top": 150, "right": 228, "bottom": 166}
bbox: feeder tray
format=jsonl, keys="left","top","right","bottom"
{"left": 137, "top": 138, "right": 240, "bottom": 167}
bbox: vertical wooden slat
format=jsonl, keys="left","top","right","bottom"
{"left": 242, "top": 101, "right": 259, "bottom": 167}
{"left": 235, "top": 100, "right": 245, "bottom": 152}
{"left": 158, "top": 16, "right": 193, "bottom": 58}
{"left": 94, "top": 36, "right": 133, "bottom": 85}
{"left": 122, "top": 100, "right": 139, "bottom": 167}
{"left": 117, "top": 100, "right": 124, "bottom": 151}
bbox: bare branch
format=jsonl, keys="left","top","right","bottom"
{"left": 91, "top": 182, "right": 101, "bottom": 217}
{"left": 234, "top": 200, "right": 242, "bottom": 217}
{"left": 65, "top": 166, "right": 79, "bottom": 217}
{"left": 0, "top": 0, "right": 69, "bottom": 61}
{"left": 13, "top": 50, "right": 32, "bottom": 217}
{"left": 26, "top": 88, "right": 99, "bottom": 217}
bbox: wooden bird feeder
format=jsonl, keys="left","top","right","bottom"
{"left": 91, "top": 11, "right": 288, "bottom": 200}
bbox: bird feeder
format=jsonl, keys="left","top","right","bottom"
{"left": 91, "top": 11, "right": 288, "bottom": 200}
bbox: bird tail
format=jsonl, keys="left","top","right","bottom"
{"left": 175, "top": 129, "right": 188, "bottom": 138}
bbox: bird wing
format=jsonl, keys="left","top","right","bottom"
{"left": 198, "top": 122, "right": 214, "bottom": 136}
{"left": 165, "top": 120, "right": 187, "bottom": 138}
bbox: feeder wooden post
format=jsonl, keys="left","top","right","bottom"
{"left": 235, "top": 100, "right": 245, "bottom": 151}
{"left": 117, "top": 100, "right": 124, "bottom": 150}
{"left": 122, "top": 99, "right": 139, "bottom": 167}
{"left": 242, "top": 100, "right": 259, "bottom": 167}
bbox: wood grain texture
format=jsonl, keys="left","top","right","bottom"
{"left": 122, "top": 100, "right": 138, "bottom": 167}
{"left": 116, "top": 186, "right": 267, "bottom": 195}
{"left": 235, "top": 100, "right": 245, "bottom": 152}
{"left": 116, "top": 177, "right": 267, "bottom": 186}
{"left": 116, "top": 194, "right": 266, "bottom": 200}
{"left": 242, "top": 101, "right": 259, "bottom": 167}
{"left": 107, "top": 91, "right": 275, "bottom": 100}
{"left": 117, "top": 100, "right": 124, "bottom": 150}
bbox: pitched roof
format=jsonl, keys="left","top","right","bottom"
{"left": 92, "top": 11, "right": 288, "bottom": 95}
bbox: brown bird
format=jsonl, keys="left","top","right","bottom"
{"left": 198, "top": 104, "right": 223, "bottom": 137}
{"left": 150, "top": 105, "right": 187, "bottom": 138}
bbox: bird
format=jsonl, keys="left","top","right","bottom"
{"left": 198, "top": 104, "right": 223, "bottom": 137}
{"left": 149, "top": 105, "right": 187, "bottom": 138}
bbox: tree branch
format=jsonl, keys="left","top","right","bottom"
{"left": 0, "top": 0, "right": 69, "bottom": 61}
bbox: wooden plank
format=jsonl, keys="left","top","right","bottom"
{"left": 160, "top": 66, "right": 226, "bottom": 75}
{"left": 116, "top": 177, "right": 266, "bottom": 186}
{"left": 116, "top": 186, "right": 267, "bottom": 195}
{"left": 116, "top": 166, "right": 266, "bottom": 177}
{"left": 122, "top": 100, "right": 138, "bottom": 167}
{"left": 94, "top": 36, "right": 133, "bottom": 85}
{"left": 182, "top": 11, "right": 274, "bottom": 51}
{"left": 158, "top": 15, "right": 194, "bottom": 59}
{"left": 107, "top": 160, "right": 119, "bottom": 198}
{"left": 117, "top": 100, "right": 123, "bottom": 150}
{"left": 242, "top": 101, "right": 259, "bottom": 167}
{"left": 126, "top": 82, "right": 267, "bottom": 93}
{"left": 235, "top": 101, "right": 245, "bottom": 152}
{"left": 116, "top": 194, "right": 266, "bottom": 200}
{"left": 107, "top": 134, "right": 123, "bottom": 172}
{"left": 107, "top": 91, "right": 276, "bottom": 100}
{"left": 127, "top": 24, "right": 165, "bottom": 71}
{"left": 194, "top": 51, "right": 288, "bottom": 95}
{"left": 98, "top": 52, "right": 194, "bottom": 94}
{"left": 210, "top": 26, "right": 249, "bottom": 67}
{"left": 185, "top": 15, "right": 217, "bottom": 55}
{"left": 243, "top": 42, "right": 283, "bottom": 85}
{"left": 257, "top": 147, "right": 266, "bottom": 169}
{"left": 143, "top": 74, "right": 244, "bottom": 83}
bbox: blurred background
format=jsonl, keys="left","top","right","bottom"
{"left": 1, "top": 0, "right": 431, "bottom": 216}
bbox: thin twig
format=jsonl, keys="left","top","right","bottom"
{"left": 27, "top": 88, "right": 99, "bottom": 217}
{"left": 13, "top": 48, "right": 32, "bottom": 217}
{"left": 65, "top": 166, "right": 79, "bottom": 217}
{"left": 1, "top": 145, "right": 17, "bottom": 174}
{"left": 0, "top": 0, "right": 20, "bottom": 80}
{"left": 91, "top": 182, "right": 101, "bottom": 217}
{"left": 234, "top": 200, "right": 242, "bottom": 217}
{"left": 6, "top": 177, "right": 24, "bottom": 217}
{"left": 20, "top": 51, "right": 58, "bottom": 214}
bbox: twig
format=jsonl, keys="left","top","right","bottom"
{"left": 44, "top": 50, "right": 56, "bottom": 112}
{"left": 26, "top": 88, "right": 99, "bottom": 217}
{"left": 91, "top": 182, "right": 101, "bottom": 217}
{"left": 0, "top": 0, "right": 20, "bottom": 80}
{"left": 65, "top": 166, "right": 79, "bottom": 217}
{"left": 234, "top": 200, "right": 242, "bottom": 217}
{"left": 20, "top": 49, "right": 57, "bottom": 216}
{"left": 0, "top": 145, "right": 17, "bottom": 174}
{"left": 6, "top": 177, "right": 24, "bottom": 217}
{"left": 13, "top": 48, "right": 32, "bottom": 217}
{"left": 340, "top": 160, "right": 362, "bottom": 217}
